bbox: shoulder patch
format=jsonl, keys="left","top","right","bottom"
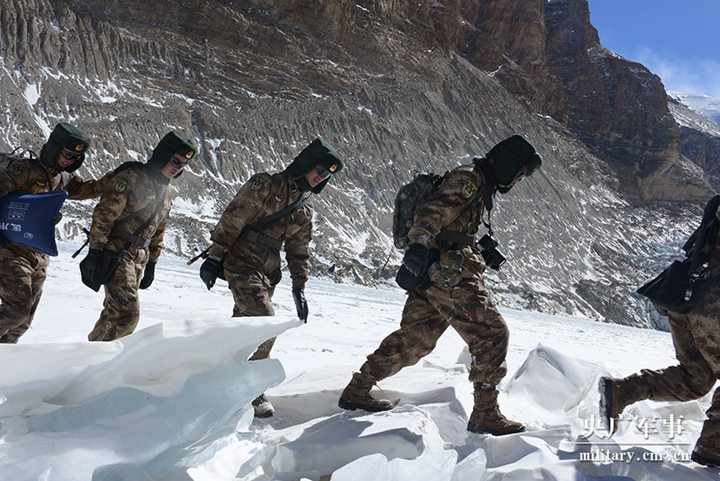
{"left": 250, "top": 176, "right": 267, "bottom": 191}
{"left": 115, "top": 179, "right": 128, "bottom": 192}
{"left": 461, "top": 179, "right": 478, "bottom": 199}
{"left": 8, "top": 161, "right": 24, "bottom": 177}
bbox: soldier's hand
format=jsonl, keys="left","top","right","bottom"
{"left": 80, "top": 249, "right": 104, "bottom": 292}
{"left": 292, "top": 288, "right": 308, "bottom": 322}
{"left": 396, "top": 243, "right": 437, "bottom": 291}
{"left": 139, "top": 262, "right": 156, "bottom": 289}
{"left": 402, "top": 243, "right": 433, "bottom": 277}
{"left": 200, "top": 255, "right": 223, "bottom": 290}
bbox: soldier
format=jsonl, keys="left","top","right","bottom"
{"left": 0, "top": 122, "right": 100, "bottom": 343}
{"left": 80, "top": 131, "right": 197, "bottom": 341}
{"left": 199, "top": 138, "right": 345, "bottom": 418}
{"left": 338, "top": 135, "right": 542, "bottom": 436}
{"left": 599, "top": 215, "right": 720, "bottom": 467}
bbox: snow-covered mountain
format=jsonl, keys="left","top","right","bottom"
{"left": 670, "top": 92, "right": 720, "bottom": 128}
{"left": 0, "top": 246, "right": 715, "bottom": 480}
{"left": 1, "top": 0, "right": 719, "bottom": 329}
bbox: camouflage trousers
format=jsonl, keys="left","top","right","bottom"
{"left": 620, "top": 281, "right": 720, "bottom": 456}
{"left": 0, "top": 247, "right": 49, "bottom": 343}
{"left": 225, "top": 269, "right": 277, "bottom": 360}
{"left": 360, "top": 268, "right": 509, "bottom": 388}
{"left": 88, "top": 248, "right": 149, "bottom": 342}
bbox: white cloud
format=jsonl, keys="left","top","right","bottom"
{"left": 631, "top": 46, "right": 720, "bottom": 96}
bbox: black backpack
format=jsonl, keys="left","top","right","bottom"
{"left": 637, "top": 195, "right": 720, "bottom": 315}
{"left": 392, "top": 172, "right": 446, "bottom": 249}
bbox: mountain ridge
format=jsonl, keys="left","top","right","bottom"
{"left": 1, "top": 0, "right": 717, "bottom": 329}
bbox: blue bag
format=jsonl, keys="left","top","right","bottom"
{"left": 0, "top": 191, "right": 68, "bottom": 256}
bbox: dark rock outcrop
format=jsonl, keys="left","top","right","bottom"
{"left": 0, "top": 0, "right": 717, "bottom": 329}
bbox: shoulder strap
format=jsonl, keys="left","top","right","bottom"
{"left": 244, "top": 192, "right": 312, "bottom": 231}
{"left": 113, "top": 183, "right": 169, "bottom": 237}
{"left": 685, "top": 194, "right": 720, "bottom": 273}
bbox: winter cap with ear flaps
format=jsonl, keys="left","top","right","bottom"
{"left": 487, "top": 134, "right": 542, "bottom": 187}
{"left": 285, "top": 138, "right": 345, "bottom": 194}
{"left": 40, "top": 122, "right": 92, "bottom": 173}
{"left": 146, "top": 130, "right": 197, "bottom": 172}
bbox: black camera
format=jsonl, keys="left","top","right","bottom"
{"left": 478, "top": 234, "right": 506, "bottom": 270}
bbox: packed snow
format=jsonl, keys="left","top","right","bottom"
{"left": 0, "top": 243, "right": 718, "bottom": 481}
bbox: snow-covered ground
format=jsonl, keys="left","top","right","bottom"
{"left": 1, "top": 243, "right": 718, "bottom": 480}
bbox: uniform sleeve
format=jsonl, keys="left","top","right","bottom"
{"left": 208, "top": 174, "right": 273, "bottom": 258}
{"left": 89, "top": 172, "right": 130, "bottom": 250}
{"left": 0, "top": 160, "right": 29, "bottom": 197}
{"left": 148, "top": 208, "right": 169, "bottom": 263}
{"left": 407, "top": 171, "right": 482, "bottom": 248}
{"left": 284, "top": 206, "right": 313, "bottom": 289}
{"left": 65, "top": 172, "right": 103, "bottom": 200}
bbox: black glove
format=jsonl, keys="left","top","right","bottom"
{"left": 200, "top": 256, "right": 223, "bottom": 290}
{"left": 80, "top": 249, "right": 105, "bottom": 292}
{"left": 139, "top": 262, "right": 156, "bottom": 289}
{"left": 292, "top": 288, "right": 308, "bottom": 322}
{"left": 395, "top": 243, "right": 437, "bottom": 291}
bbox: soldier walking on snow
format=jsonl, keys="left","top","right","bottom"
{"left": 80, "top": 131, "right": 197, "bottom": 341}
{"left": 599, "top": 196, "right": 720, "bottom": 468}
{"left": 0, "top": 123, "right": 101, "bottom": 343}
{"left": 199, "top": 138, "right": 344, "bottom": 418}
{"left": 338, "top": 135, "right": 542, "bottom": 436}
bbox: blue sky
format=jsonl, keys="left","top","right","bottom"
{"left": 587, "top": 0, "right": 720, "bottom": 96}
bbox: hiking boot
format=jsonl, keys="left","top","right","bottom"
{"left": 691, "top": 449, "right": 720, "bottom": 468}
{"left": 598, "top": 375, "right": 649, "bottom": 434}
{"left": 598, "top": 376, "right": 622, "bottom": 433}
{"left": 252, "top": 394, "right": 274, "bottom": 418}
{"left": 338, "top": 372, "right": 398, "bottom": 412}
{"left": 467, "top": 383, "right": 525, "bottom": 436}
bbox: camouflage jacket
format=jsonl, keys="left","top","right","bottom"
{"left": 408, "top": 164, "right": 489, "bottom": 276}
{"left": 89, "top": 163, "right": 172, "bottom": 264}
{"left": 208, "top": 171, "right": 313, "bottom": 289}
{"left": 0, "top": 152, "right": 100, "bottom": 259}
{"left": 408, "top": 164, "right": 487, "bottom": 250}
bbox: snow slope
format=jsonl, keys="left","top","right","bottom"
{"left": 0, "top": 243, "right": 718, "bottom": 480}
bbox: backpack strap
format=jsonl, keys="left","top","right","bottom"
{"left": 236, "top": 193, "right": 312, "bottom": 249}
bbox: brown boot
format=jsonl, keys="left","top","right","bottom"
{"left": 338, "top": 372, "right": 398, "bottom": 412}
{"left": 252, "top": 393, "right": 274, "bottom": 418}
{"left": 598, "top": 375, "right": 649, "bottom": 433}
{"left": 467, "top": 383, "right": 525, "bottom": 436}
{"left": 692, "top": 417, "right": 720, "bottom": 467}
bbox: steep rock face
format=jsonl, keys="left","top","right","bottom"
{"left": 0, "top": 0, "right": 712, "bottom": 329}
{"left": 669, "top": 97, "right": 720, "bottom": 192}
{"left": 543, "top": 0, "right": 713, "bottom": 204}
{"left": 430, "top": 0, "right": 716, "bottom": 204}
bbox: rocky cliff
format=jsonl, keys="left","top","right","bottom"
{"left": 0, "top": 0, "right": 717, "bottom": 329}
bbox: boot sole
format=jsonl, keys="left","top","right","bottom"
{"left": 338, "top": 397, "right": 399, "bottom": 412}
{"left": 598, "top": 377, "right": 614, "bottom": 432}
{"left": 467, "top": 423, "right": 526, "bottom": 436}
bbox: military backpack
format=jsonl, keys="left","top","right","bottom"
{"left": 392, "top": 172, "right": 447, "bottom": 249}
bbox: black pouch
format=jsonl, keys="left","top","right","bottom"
{"left": 637, "top": 259, "right": 693, "bottom": 315}
{"left": 80, "top": 249, "right": 124, "bottom": 292}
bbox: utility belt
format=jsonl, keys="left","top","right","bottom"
{"left": 436, "top": 230, "right": 475, "bottom": 249}
{"left": 110, "top": 228, "right": 151, "bottom": 248}
{"left": 240, "top": 229, "right": 283, "bottom": 251}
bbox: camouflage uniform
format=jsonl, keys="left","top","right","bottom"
{"left": 86, "top": 163, "right": 173, "bottom": 341}
{"left": 356, "top": 165, "right": 510, "bottom": 386}
{"left": 0, "top": 153, "right": 100, "bottom": 343}
{"left": 606, "top": 221, "right": 720, "bottom": 463}
{"left": 342, "top": 135, "right": 542, "bottom": 434}
{"left": 207, "top": 171, "right": 313, "bottom": 358}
